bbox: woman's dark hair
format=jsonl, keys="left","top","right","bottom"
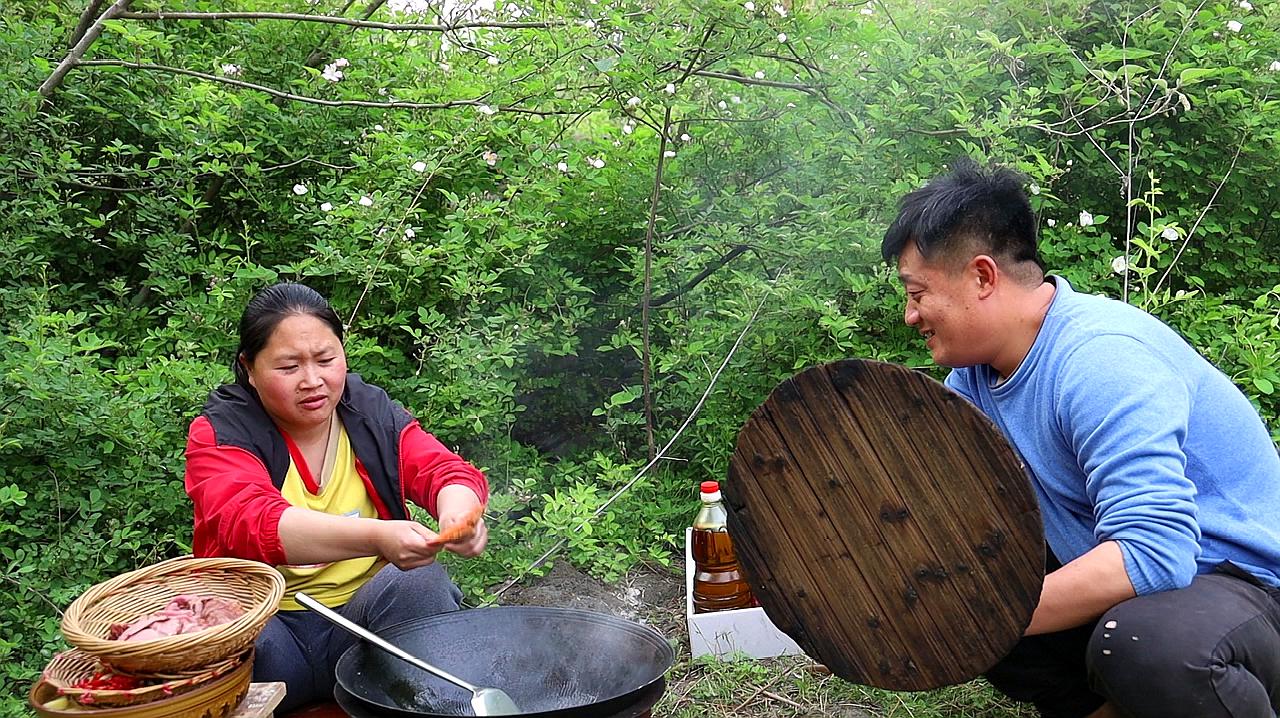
{"left": 233, "top": 283, "right": 344, "bottom": 385}
{"left": 881, "top": 158, "right": 1042, "bottom": 272}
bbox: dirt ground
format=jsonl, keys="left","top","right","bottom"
{"left": 493, "top": 559, "right": 878, "bottom": 718}
{"left": 495, "top": 559, "right": 688, "bottom": 635}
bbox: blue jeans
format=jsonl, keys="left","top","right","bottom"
{"left": 253, "top": 562, "right": 463, "bottom": 713}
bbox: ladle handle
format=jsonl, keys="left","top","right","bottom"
{"left": 295, "top": 591, "right": 479, "bottom": 692}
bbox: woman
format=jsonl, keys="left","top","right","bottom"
{"left": 184, "top": 282, "right": 488, "bottom": 711}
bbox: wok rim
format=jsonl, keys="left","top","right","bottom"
{"left": 334, "top": 606, "right": 674, "bottom": 717}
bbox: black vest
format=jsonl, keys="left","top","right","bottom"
{"left": 201, "top": 374, "right": 414, "bottom": 520}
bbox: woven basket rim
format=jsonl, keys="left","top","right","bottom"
{"left": 60, "top": 557, "right": 283, "bottom": 669}
{"left": 41, "top": 648, "right": 247, "bottom": 707}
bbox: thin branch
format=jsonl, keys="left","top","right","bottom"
{"left": 1151, "top": 137, "right": 1246, "bottom": 296}
{"left": 73, "top": 60, "right": 580, "bottom": 115}
{"left": 647, "top": 244, "right": 750, "bottom": 308}
{"left": 259, "top": 157, "right": 358, "bottom": 172}
{"left": 68, "top": 0, "right": 107, "bottom": 48}
{"left": 118, "top": 10, "right": 565, "bottom": 31}
{"left": 691, "top": 69, "right": 820, "bottom": 92}
{"left": 871, "top": 0, "right": 907, "bottom": 42}
{"left": 641, "top": 106, "right": 674, "bottom": 462}
{"left": 38, "top": 0, "right": 133, "bottom": 99}
{"left": 487, "top": 267, "right": 786, "bottom": 602}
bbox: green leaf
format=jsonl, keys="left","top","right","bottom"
{"left": 1178, "top": 68, "right": 1220, "bottom": 85}
{"left": 592, "top": 57, "right": 618, "bottom": 72}
{"left": 1254, "top": 377, "right": 1275, "bottom": 395}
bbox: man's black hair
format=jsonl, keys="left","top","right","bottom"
{"left": 880, "top": 158, "right": 1042, "bottom": 270}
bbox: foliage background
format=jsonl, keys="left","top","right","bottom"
{"left": 2, "top": 0, "right": 1277, "bottom": 714}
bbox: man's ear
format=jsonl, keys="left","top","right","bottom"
{"left": 971, "top": 255, "right": 999, "bottom": 299}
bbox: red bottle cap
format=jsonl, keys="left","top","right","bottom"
{"left": 700, "top": 481, "right": 720, "bottom": 494}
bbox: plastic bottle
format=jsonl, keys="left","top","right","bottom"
{"left": 692, "top": 480, "right": 754, "bottom": 613}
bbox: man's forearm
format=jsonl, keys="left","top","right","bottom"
{"left": 1025, "top": 540, "right": 1136, "bottom": 635}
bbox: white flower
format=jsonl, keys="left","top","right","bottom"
{"left": 1227, "top": 20, "right": 1243, "bottom": 32}
{"left": 778, "top": 33, "right": 788, "bottom": 43}
{"left": 359, "top": 195, "right": 373, "bottom": 207}
{"left": 1161, "top": 226, "right": 1179, "bottom": 241}
{"left": 663, "top": 150, "right": 676, "bottom": 158}
{"left": 1239, "top": 0, "right": 1253, "bottom": 10}
{"left": 1029, "top": 183, "right": 1040, "bottom": 195}
{"left": 664, "top": 83, "right": 676, "bottom": 94}
{"left": 680, "top": 133, "right": 691, "bottom": 142}
{"left": 335, "top": 58, "right": 349, "bottom": 68}
{"left": 412, "top": 161, "right": 427, "bottom": 172}
{"left": 439, "top": 62, "right": 452, "bottom": 73}
{"left": 786, "top": 102, "right": 796, "bottom": 108}
{"left": 754, "top": 70, "right": 766, "bottom": 79}
{"left": 483, "top": 150, "right": 500, "bottom": 166}
{"left": 292, "top": 184, "right": 308, "bottom": 196}
{"left": 1046, "top": 218, "right": 1056, "bottom": 227}
{"left": 487, "top": 55, "right": 501, "bottom": 66}
{"left": 718, "top": 100, "right": 728, "bottom": 109}
{"left": 860, "top": 6, "right": 874, "bottom": 15}
{"left": 773, "top": 3, "right": 787, "bottom": 16}
{"left": 557, "top": 161, "right": 569, "bottom": 172}
{"left": 477, "top": 104, "right": 498, "bottom": 115}
{"left": 1271, "top": 61, "right": 1280, "bottom": 72}
{"left": 1111, "top": 256, "right": 1129, "bottom": 275}
{"left": 744, "top": 0, "right": 755, "bottom": 9}
{"left": 322, "top": 65, "right": 344, "bottom": 82}
{"left": 731, "top": 95, "right": 741, "bottom": 104}
{"left": 587, "top": 157, "right": 605, "bottom": 168}
{"left": 320, "top": 202, "right": 333, "bottom": 212}
{"left": 1079, "top": 211, "right": 1094, "bottom": 227}
{"left": 584, "top": 19, "right": 596, "bottom": 29}
{"left": 374, "top": 124, "right": 384, "bottom": 131}
{"left": 405, "top": 227, "right": 416, "bottom": 238}
{"left": 220, "top": 63, "right": 241, "bottom": 77}
{"left": 1066, "top": 159, "right": 1073, "bottom": 166}
{"left": 627, "top": 96, "right": 641, "bottom": 106}
{"left": 622, "top": 123, "right": 634, "bottom": 135}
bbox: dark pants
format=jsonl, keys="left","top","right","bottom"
{"left": 253, "top": 562, "right": 463, "bottom": 713}
{"left": 985, "top": 562, "right": 1280, "bottom": 718}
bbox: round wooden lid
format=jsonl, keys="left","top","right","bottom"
{"left": 724, "top": 359, "right": 1043, "bottom": 690}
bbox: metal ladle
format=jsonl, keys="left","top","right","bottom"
{"left": 296, "top": 592, "right": 521, "bottom": 716}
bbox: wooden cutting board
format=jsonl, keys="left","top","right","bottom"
{"left": 724, "top": 359, "right": 1043, "bottom": 690}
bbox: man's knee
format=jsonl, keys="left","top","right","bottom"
{"left": 1086, "top": 583, "right": 1278, "bottom": 718}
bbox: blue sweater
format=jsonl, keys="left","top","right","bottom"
{"left": 946, "top": 278, "right": 1280, "bottom": 595}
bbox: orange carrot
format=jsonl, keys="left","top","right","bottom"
{"left": 430, "top": 503, "right": 485, "bottom": 545}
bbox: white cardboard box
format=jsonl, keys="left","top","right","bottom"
{"left": 685, "top": 527, "right": 804, "bottom": 660}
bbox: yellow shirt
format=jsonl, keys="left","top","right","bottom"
{"left": 277, "top": 418, "right": 385, "bottom": 610}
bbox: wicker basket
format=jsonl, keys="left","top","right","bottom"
{"left": 61, "top": 557, "right": 284, "bottom": 673}
{"left": 41, "top": 648, "right": 246, "bottom": 708}
{"left": 30, "top": 650, "right": 254, "bottom": 718}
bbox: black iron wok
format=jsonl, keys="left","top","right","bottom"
{"left": 333, "top": 606, "right": 673, "bottom": 718}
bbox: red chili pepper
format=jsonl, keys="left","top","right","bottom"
{"left": 72, "top": 671, "right": 144, "bottom": 691}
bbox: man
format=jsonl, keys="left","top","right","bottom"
{"left": 881, "top": 159, "right": 1280, "bottom": 718}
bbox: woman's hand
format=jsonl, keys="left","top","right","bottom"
{"left": 372, "top": 520, "right": 444, "bottom": 570}
{"left": 434, "top": 484, "right": 489, "bottom": 558}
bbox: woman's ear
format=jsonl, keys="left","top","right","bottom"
{"left": 239, "top": 354, "right": 256, "bottom": 389}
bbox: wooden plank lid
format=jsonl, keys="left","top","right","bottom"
{"left": 724, "top": 359, "right": 1043, "bottom": 690}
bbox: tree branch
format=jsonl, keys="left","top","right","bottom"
{"left": 72, "top": 60, "right": 581, "bottom": 115}
{"left": 690, "top": 69, "right": 820, "bottom": 92}
{"left": 68, "top": 0, "right": 107, "bottom": 48}
{"left": 118, "top": 10, "right": 565, "bottom": 31}
{"left": 640, "top": 106, "right": 674, "bottom": 462}
{"left": 39, "top": 0, "right": 132, "bottom": 99}
{"left": 648, "top": 244, "right": 751, "bottom": 308}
